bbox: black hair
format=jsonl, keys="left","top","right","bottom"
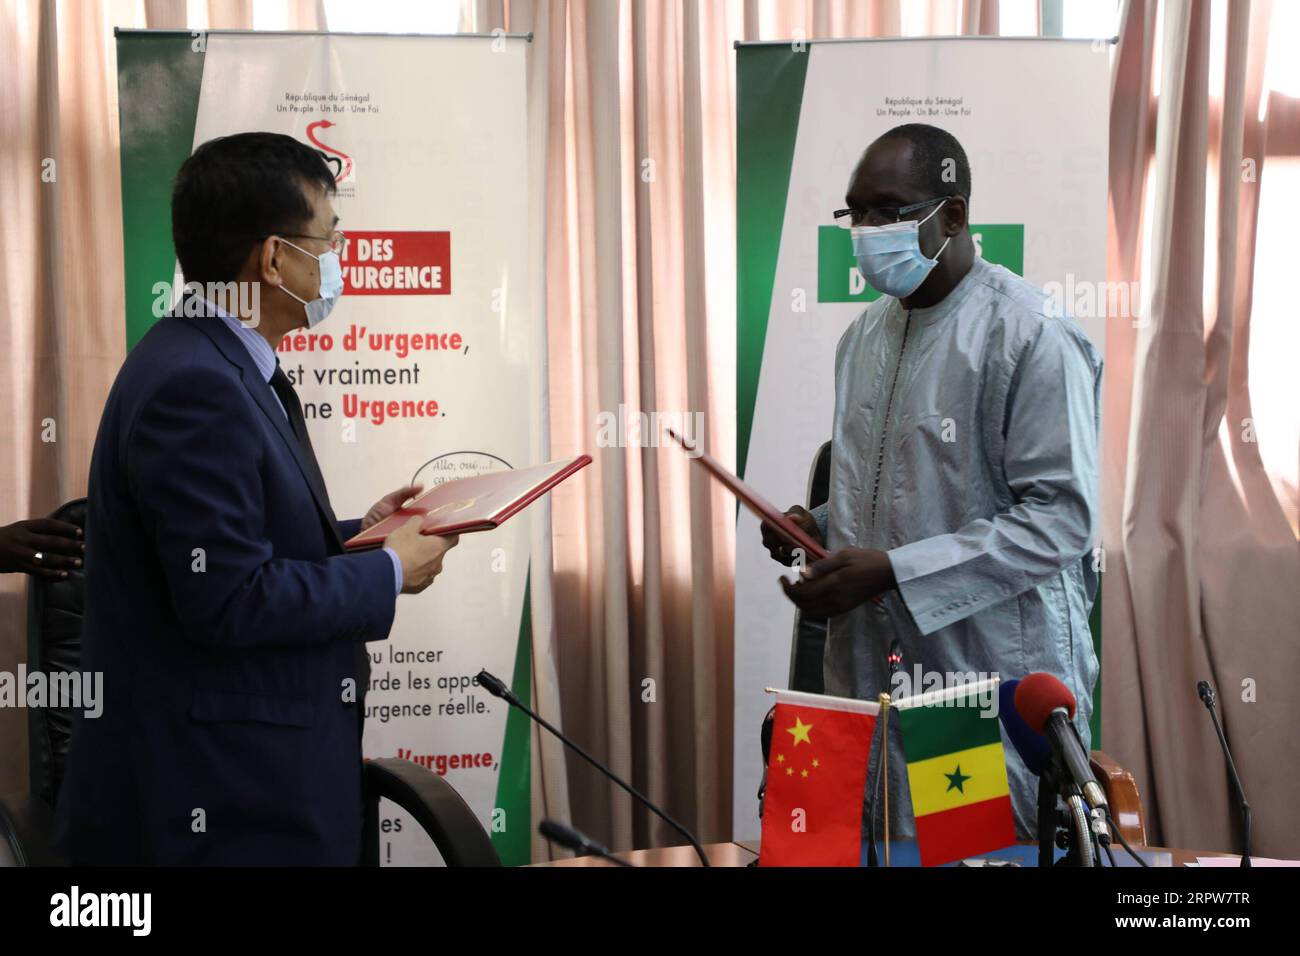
{"left": 171, "top": 131, "right": 336, "bottom": 284}
{"left": 877, "top": 123, "right": 971, "bottom": 201}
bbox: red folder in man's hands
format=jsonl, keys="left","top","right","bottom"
{"left": 665, "top": 430, "right": 829, "bottom": 562}
{"left": 345, "top": 455, "right": 591, "bottom": 551}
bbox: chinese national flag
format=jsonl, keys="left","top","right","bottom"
{"left": 759, "top": 694, "right": 878, "bottom": 867}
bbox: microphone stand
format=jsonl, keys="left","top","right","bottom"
{"left": 1037, "top": 755, "right": 1098, "bottom": 867}
{"left": 1197, "top": 681, "right": 1252, "bottom": 867}
{"left": 1036, "top": 764, "right": 1060, "bottom": 868}
{"left": 539, "top": 819, "right": 635, "bottom": 867}
{"left": 1064, "top": 792, "right": 1095, "bottom": 867}
{"left": 476, "top": 669, "right": 711, "bottom": 867}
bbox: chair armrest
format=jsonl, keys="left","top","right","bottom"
{"left": 361, "top": 758, "right": 501, "bottom": 867}
{"left": 1089, "top": 749, "right": 1147, "bottom": 846}
{"left": 0, "top": 792, "right": 66, "bottom": 867}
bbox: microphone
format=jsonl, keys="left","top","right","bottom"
{"left": 998, "top": 678, "right": 1053, "bottom": 775}
{"left": 1000, "top": 678, "right": 1059, "bottom": 867}
{"left": 475, "top": 669, "right": 711, "bottom": 867}
{"left": 1197, "top": 680, "right": 1252, "bottom": 867}
{"left": 1014, "top": 673, "right": 1107, "bottom": 812}
{"left": 539, "top": 819, "right": 634, "bottom": 867}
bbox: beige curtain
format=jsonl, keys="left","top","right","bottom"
{"left": 143, "top": 0, "right": 325, "bottom": 30}
{"left": 14, "top": 0, "right": 1293, "bottom": 864}
{"left": 1, "top": 0, "right": 131, "bottom": 797}
{"left": 1103, "top": 0, "right": 1299, "bottom": 858}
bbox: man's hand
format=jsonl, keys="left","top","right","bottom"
{"left": 761, "top": 505, "right": 823, "bottom": 567}
{"left": 0, "top": 518, "right": 84, "bottom": 579}
{"left": 779, "top": 547, "right": 895, "bottom": 618}
{"left": 385, "top": 517, "right": 459, "bottom": 594}
{"left": 361, "top": 483, "right": 423, "bottom": 531}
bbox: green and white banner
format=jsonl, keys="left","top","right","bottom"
{"left": 734, "top": 37, "right": 1109, "bottom": 840}
{"left": 116, "top": 30, "right": 541, "bottom": 865}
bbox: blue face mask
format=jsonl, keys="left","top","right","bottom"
{"left": 851, "top": 200, "right": 950, "bottom": 299}
{"left": 278, "top": 238, "right": 344, "bottom": 327}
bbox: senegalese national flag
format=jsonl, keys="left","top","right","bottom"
{"left": 759, "top": 690, "right": 878, "bottom": 867}
{"left": 896, "top": 679, "right": 1016, "bottom": 866}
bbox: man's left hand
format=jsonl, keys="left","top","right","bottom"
{"left": 361, "top": 483, "right": 424, "bottom": 531}
{"left": 779, "top": 547, "right": 896, "bottom": 618}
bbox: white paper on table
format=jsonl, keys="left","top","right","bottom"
{"left": 1197, "top": 856, "right": 1300, "bottom": 867}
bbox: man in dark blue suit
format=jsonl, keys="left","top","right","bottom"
{"left": 53, "top": 132, "right": 458, "bottom": 865}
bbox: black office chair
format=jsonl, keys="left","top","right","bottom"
{"left": 361, "top": 757, "right": 500, "bottom": 867}
{"left": 0, "top": 498, "right": 501, "bottom": 867}
{"left": 0, "top": 498, "right": 85, "bottom": 866}
{"left": 789, "top": 440, "right": 833, "bottom": 694}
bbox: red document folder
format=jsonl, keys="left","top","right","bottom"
{"left": 344, "top": 454, "right": 592, "bottom": 551}
{"left": 666, "top": 430, "right": 829, "bottom": 562}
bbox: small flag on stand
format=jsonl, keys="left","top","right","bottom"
{"left": 759, "top": 689, "right": 879, "bottom": 867}
{"left": 895, "top": 678, "right": 1016, "bottom": 866}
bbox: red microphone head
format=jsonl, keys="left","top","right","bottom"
{"left": 1014, "top": 672, "right": 1077, "bottom": 734}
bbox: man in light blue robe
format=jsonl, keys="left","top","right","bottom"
{"left": 764, "top": 124, "right": 1102, "bottom": 842}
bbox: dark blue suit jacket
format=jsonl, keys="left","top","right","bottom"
{"left": 53, "top": 312, "right": 396, "bottom": 865}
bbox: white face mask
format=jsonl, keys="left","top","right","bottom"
{"left": 278, "top": 237, "right": 343, "bottom": 327}
{"left": 851, "top": 200, "right": 950, "bottom": 299}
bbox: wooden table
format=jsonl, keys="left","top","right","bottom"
{"left": 533, "top": 841, "right": 758, "bottom": 867}
{"left": 531, "top": 840, "right": 1237, "bottom": 867}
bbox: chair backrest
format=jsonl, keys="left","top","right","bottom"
{"left": 362, "top": 758, "right": 502, "bottom": 866}
{"left": 788, "top": 441, "right": 832, "bottom": 693}
{"left": 26, "top": 498, "right": 87, "bottom": 807}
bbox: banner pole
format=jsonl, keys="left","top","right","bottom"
{"left": 879, "top": 693, "right": 891, "bottom": 867}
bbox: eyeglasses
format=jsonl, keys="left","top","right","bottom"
{"left": 833, "top": 197, "right": 948, "bottom": 228}
{"left": 270, "top": 230, "right": 347, "bottom": 255}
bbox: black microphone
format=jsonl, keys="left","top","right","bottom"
{"left": 475, "top": 669, "right": 711, "bottom": 866}
{"left": 999, "top": 678, "right": 1059, "bottom": 867}
{"left": 539, "top": 819, "right": 634, "bottom": 867}
{"left": 1197, "top": 680, "right": 1252, "bottom": 867}
{"left": 1015, "top": 673, "right": 1107, "bottom": 811}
